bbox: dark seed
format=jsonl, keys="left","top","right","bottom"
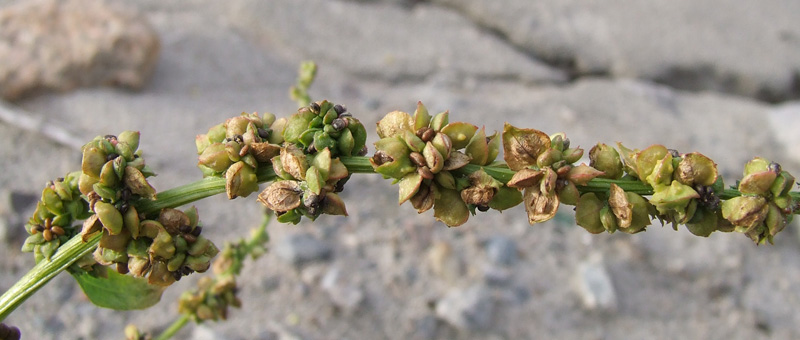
{"left": 104, "top": 135, "right": 117, "bottom": 140}
{"left": 191, "top": 226, "right": 203, "bottom": 237}
{"left": 338, "top": 112, "right": 352, "bottom": 118}
{"left": 769, "top": 162, "right": 782, "bottom": 174}
{"left": 372, "top": 150, "right": 393, "bottom": 166}
{"left": 418, "top": 166, "right": 434, "bottom": 180}
{"left": 51, "top": 226, "right": 65, "bottom": 236}
{"left": 179, "top": 225, "right": 192, "bottom": 234}
{"left": 257, "top": 128, "right": 272, "bottom": 139}
{"left": 172, "top": 271, "right": 183, "bottom": 281}
{"left": 116, "top": 263, "right": 129, "bottom": 274}
{"left": 334, "top": 104, "right": 347, "bottom": 114}
{"left": 34, "top": 225, "right": 45, "bottom": 233}
{"left": 0, "top": 323, "right": 21, "bottom": 340}
{"left": 417, "top": 127, "right": 435, "bottom": 142}
{"left": 233, "top": 135, "right": 244, "bottom": 144}
{"left": 106, "top": 153, "right": 119, "bottom": 161}
{"left": 56, "top": 177, "right": 64, "bottom": 182}
{"left": 183, "top": 234, "right": 197, "bottom": 244}
{"left": 334, "top": 175, "right": 351, "bottom": 193}
{"left": 358, "top": 145, "right": 368, "bottom": 156}
{"left": 181, "top": 266, "right": 194, "bottom": 276}
{"left": 668, "top": 149, "right": 680, "bottom": 158}
{"left": 119, "top": 202, "right": 129, "bottom": 214}
{"left": 477, "top": 204, "right": 490, "bottom": 212}
{"left": 563, "top": 138, "right": 570, "bottom": 149}
{"left": 121, "top": 188, "right": 132, "bottom": 201}
{"left": 331, "top": 118, "right": 348, "bottom": 131}
{"left": 409, "top": 152, "right": 426, "bottom": 167}
{"left": 43, "top": 229, "right": 53, "bottom": 242}
{"left": 310, "top": 102, "right": 321, "bottom": 113}
{"left": 307, "top": 144, "right": 317, "bottom": 154}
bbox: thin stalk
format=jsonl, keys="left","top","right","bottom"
{"left": 2, "top": 156, "right": 799, "bottom": 322}
{"left": 153, "top": 314, "right": 191, "bottom": 340}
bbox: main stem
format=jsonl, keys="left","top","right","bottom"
{"left": 0, "top": 156, "right": 793, "bottom": 321}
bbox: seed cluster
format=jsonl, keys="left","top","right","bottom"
{"left": 21, "top": 171, "right": 91, "bottom": 261}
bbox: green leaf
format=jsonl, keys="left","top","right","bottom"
{"left": 70, "top": 267, "right": 166, "bottom": 310}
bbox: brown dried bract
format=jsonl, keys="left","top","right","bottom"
{"left": 608, "top": 184, "right": 633, "bottom": 228}
{"left": 258, "top": 181, "right": 302, "bottom": 212}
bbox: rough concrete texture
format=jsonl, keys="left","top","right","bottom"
{"left": 432, "top": 0, "right": 800, "bottom": 102}
{"left": 0, "top": 0, "right": 159, "bottom": 101}
{"left": 1, "top": 1, "right": 800, "bottom": 339}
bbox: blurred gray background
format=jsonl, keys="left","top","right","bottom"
{"left": 1, "top": 0, "right": 800, "bottom": 339}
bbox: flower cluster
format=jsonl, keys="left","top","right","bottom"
{"left": 21, "top": 171, "right": 91, "bottom": 261}
{"left": 84, "top": 207, "right": 219, "bottom": 286}
{"left": 196, "top": 112, "right": 284, "bottom": 199}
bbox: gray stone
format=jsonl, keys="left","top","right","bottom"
{"left": 432, "top": 0, "right": 800, "bottom": 101}
{"left": 321, "top": 266, "right": 365, "bottom": 311}
{"left": 435, "top": 285, "right": 493, "bottom": 331}
{"left": 274, "top": 233, "right": 333, "bottom": 266}
{"left": 228, "top": 0, "right": 566, "bottom": 84}
{"left": 768, "top": 102, "right": 800, "bottom": 172}
{"left": 575, "top": 254, "right": 617, "bottom": 311}
{"left": 485, "top": 235, "right": 518, "bottom": 266}
{"left": 0, "top": 0, "right": 159, "bottom": 101}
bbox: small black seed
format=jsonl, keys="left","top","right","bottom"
{"left": 104, "top": 134, "right": 117, "bottom": 140}
{"left": 121, "top": 188, "right": 132, "bottom": 201}
{"left": 179, "top": 225, "right": 192, "bottom": 234}
{"left": 307, "top": 144, "right": 317, "bottom": 154}
{"left": 191, "top": 226, "right": 202, "bottom": 237}
{"left": 257, "top": 128, "right": 271, "bottom": 139}
{"left": 477, "top": 204, "right": 490, "bottom": 212}
{"left": 56, "top": 177, "right": 64, "bottom": 182}
{"left": 116, "top": 263, "right": 129, "bottom": 275}
{"left": 331, "top": 118, "right": 348, "bottom": 131}
{"left": 769, "top": 162, "right": 782, "bottom": 174}
{"left": 173, "top": 271, "right": 183, "bottom": 281}
{"left": 334, "top": 104, "right": 347, "bottom": 114}
{"left": 358, "top": 145, "right": 369, "bottom": 156}
{"left": 106, "top": 153, "right": 119, "bottom": 161}
{"left": 563, "top": 138, "right": 571, "bottom": 149}
{"left": 334, "top": 175, "right": 351, "bottom": 193}
{"left": 119, "top": 202, "right": 129, "bottom": 214}
{"left": 310, "top": 102, "right": 321, "bottom": 113}
{"left": 233, "top": 135, "right": 244, "bottom": 144}
{"left": 668, "top": 149, "right": 680, "bottom": 158}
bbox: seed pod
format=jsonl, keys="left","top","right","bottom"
{"left": 413, "top": 101, "right": 431, "bottom": 131}
{"left": 557, "top": 180, "right": 580, "bottom": 206}
{"left": 431, "top": 132, "right": 453, "bottom": 160}
{"left": 434, "top": 171, "right": 456, "bottom": 190}
{"left": 441, "top": 151, "right": 471, "bottom": 171}
{"left": 124, "top": 166, "right": 157, "bottom": 200}
{"left": 430, "top": 110, "right": 449, "bottom": 132}
{"left": 321, "top": 192, "right": 349, "bottom": 216}
{"left": 441, "top": 122, "right": 478, "bottom": 150}
{"left": 402, "top": 130, "right": 426, "bottom": 153}
{"left": 377, "top": 111, "right": 413, "bottom": 139}
{"left": 258, "top": 180, "right": 303, "bottom": 212}
{"left": 589, "top": 143, "right": 623, "bottom": 179}
{"left": 769, "top": 171, "right": 795, "bottom": 198}
{"left": 115, "top": 141, "right": 134, "bottom": 161}
{"left": 674, "top": 153, "right": 718, "bottom": 187}
{"left": 418, "top": 166, "right": 434, "bottom": 180}
{"left": 280, "top": 144, "right": 309, "bottom": 180}
{"left": 566, "top": 164, "right": 605, "bottom": 186}
{"left": 635, "top": 145, "right": 669, "bottom": 182}
{"left": 95, "top": 201, "right": 123, "bottom": 235}
{"left": 123, "top": 205, "right": 141, "bottom": 239}
{"left": 225, "top": 161, "right": 259, "bottom": 199}
{"left": 523, "top": 185, "right": 559, "bottom": 225}
{"left": 81, "top": 146, "right": 107, "bottom": 178}
{"left": 644, "top": 153, "right": 674, "bottom": 187}
{"left": 502, "top": 123, "right": 550, "bottom": 171}
{"left": 410, "top": 182, "right": 435, "bottom": 213}
{"left": 721, "top": 196, "right": 768, "bottom": 231}
{"left": 398, "top": 173, "right": 423, "bottom": 204}
{"left": 99, "top": 229, "right": 132, "bottom": 253}
{"left": 600, "top": 205, "right": 618, "bottom": 233}
{"left": 433, "top": 188, "right": 469, "bottom": 227}
{"left": 575, "top": 193, "right": 605, "bottom": 234}
{"left": 198, "top": 143, "right": 233, "bottom": 173}
{"left": 465, "top": 127, "right": 489, "bottom": 165}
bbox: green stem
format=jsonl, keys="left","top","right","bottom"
{"left": 2, "top": 156, "right": 798, "bottom": 322}
{"left": 154, "top": 314, "right": 191, "bottom": 340}
{"left": 0, "top": 232, "right": 100, "bottom": 321}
